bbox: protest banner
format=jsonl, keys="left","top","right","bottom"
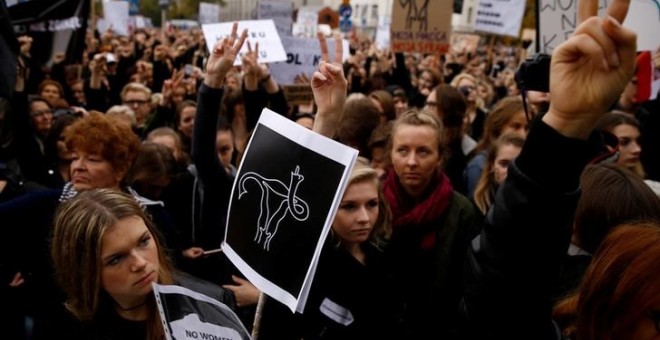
{"left": 521, "top": 28, "right": 537, "bottom": 55}
{"left": 282, "top": 85, "right": 314, "bottom": 105}
{"left": 153, "top": 283, "right": 251, "bottom": 340}
{"left": 257, "top": 0, "right": 293, "bottom": 37}
{"left": 270, "top": 36, "right": 349, "bottom": 86}
{"left": 375, "top": 15, "right": 391, "bottom": 51}
{"left": 450, "top": 32, "right": 482, "bottom": 54}
{"left": 201, "top": 20, "right": 287, "bottom": 65}
{"left": 390, "top": 0, "right": 453, "bottom": 54}
{"left": 9, "top": 0, "right": 89, "bottom": 66}
{"left": 199, "top": 2, "right": 221, "bottom": 25}
{"left": 98, "top": 0, "right": 130, "bottom": 36}
{"left": 224, "top": 109, "right": 358, "bottom": 313}
{"left": 473, "top": 0, "right": 526, "bottom": 37}
{"left": 0, "top": 0, "right": 17, "bottom": 99}
{"left": 351, "top": 0, "right": 379, "bottom": 28}
{"left": 293, "top": 6, "right": 321, "bottom": 38}
{"left": 538, "top": 0, "right": 659, "bottom": 54}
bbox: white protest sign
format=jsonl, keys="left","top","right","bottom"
{"left": 134, "top": 15, "right": 146, "bottom": 29}
{"left": 375, "top": 15, "right": 391, "bottom": 50}
{"left": 270, "top": 36, "right": 350, "bottom": 85}
{"left": 199, "top": 2, "right": 221, "bottom": 24}
{"left": 293, "top": 6, "right": 320, "bottom": 38}
{"left": 100, "top": 0, "right": 129, "bottom": 36}
{"left": 622, "top": 0, "right": 660, "bottom": 52}
{"left": 201, "top": 20, "right": 287, "bottom": 65}
{"left": 224, "top": 109, "right": 358, "bottom": 313}
{"left": 474, "top": 0, "right": 526, "bottom": 37}
{"left": 153, "top": 283, "right": 251, "bottom": 340}
{"left": 351, "top": 0, "right": 379, "bottom": 28}
{"left": 258, "top": 0, "right": 294, "bottom": 37}
{"left": 538, "top": 0, "right": 659, "bottom": 54}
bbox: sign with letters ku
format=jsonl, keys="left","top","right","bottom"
{"left": 390, "top": 0, "right": 453, "bottom": 54}
{"left": 201, "top": 20, "right": 287, "bottom": 66}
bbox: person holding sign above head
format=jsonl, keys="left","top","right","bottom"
{"left": 461, "top": 0, "right": 653, "bottom": 339}
{"left": 192, "top": 23, "right": 347, "bottom": 339}
{"left": 51, "top": 189, "right": 248, "bottom": 340}
{"left": 223, "top": 161, "right": 406, "bottom": 340}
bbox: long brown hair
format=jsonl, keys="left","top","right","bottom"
{"left": 473, "top": 133, "right": 525, "bottom": 214}
{"left": 52, "top": 189, "right": 174, "bottom": 339}
{"left": 554, "top": 223, "right": 660, "bottom": 339}
{"left": 594, "top": 112, "right": 645, "bottom": 178}
{"left": 474, "top": 96, "right": 524, "bottom": 153}
{"left": 573, "top": 163, "right": 660, "bottom": 254}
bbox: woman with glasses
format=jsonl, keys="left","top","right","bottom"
{"left": 450, "top": 73, "right": 486, "bottom": 141}
{"left": 12, "top": 96, "right": 60, "bottom": 188}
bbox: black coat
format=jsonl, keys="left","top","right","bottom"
{"left": 462, "top": 117, "right": 603, "bottom": 340}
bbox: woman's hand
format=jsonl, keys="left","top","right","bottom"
{"left": 544, "top": 0, "right": 636, "bottom": 139}
{"left": 204, "top": 22, "right": 248, "bottom": 89}
{"left": 311, "top": 33, "right": 347, "bottom": 138}
{"left": 222, "top": 275, "right": 261, "bottom": 307}
{"left": 242, "top": 41, "right": 261, "bottom": 91}
{"left": 182, "top": 247, "right": 204, "bottom": 259}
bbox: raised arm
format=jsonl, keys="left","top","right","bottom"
{"left": 462, "top": 0, "right": 636, "bottom": 338}
{"left": 192, "top": 23, "right": 247, "bottom": 189}
{"left": 311, "top": 33, "right": 347, "bottom": 139}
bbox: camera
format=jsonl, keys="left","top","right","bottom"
{"left": 515, "top": 53, "right": 551, "bottom": 92}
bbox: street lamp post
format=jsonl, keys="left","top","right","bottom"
{"left": 159, "top": 0, "right": 169, "bottom": 28}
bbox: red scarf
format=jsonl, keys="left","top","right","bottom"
{"left": 383, "top": 169, "right": 454, "bottom": 250}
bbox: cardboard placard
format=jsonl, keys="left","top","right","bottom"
{"left": 390, "top": 0, "right": 453, "bottom": 54}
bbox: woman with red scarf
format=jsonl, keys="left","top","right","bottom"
{"left": 383, "top": 110, "right": 480, "bottom": 339}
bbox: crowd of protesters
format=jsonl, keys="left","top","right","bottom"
{"left": 1, "top": 0, "right": 660, "bottom": 338}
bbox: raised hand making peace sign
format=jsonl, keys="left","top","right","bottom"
{"left": 311, "top": 33, "right": 348, "bottom": 138}
{"left": 544, "top": 0, "right": 636, "bottom": 139}
{"left": 204, "top": 22, "right": 248, "bottom": 89}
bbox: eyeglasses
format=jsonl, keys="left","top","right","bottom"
{"left": 30, "top": 109, "right": 53, "bottom": 117}
{"left": 124, "top": 99, "right": 149, "bottom": 106}
{"left": 459, "top": 85, "right": 476, "bottom": 93}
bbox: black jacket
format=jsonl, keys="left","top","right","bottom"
{"left": 462, "top": 117, "right": 602, "bottom": 340}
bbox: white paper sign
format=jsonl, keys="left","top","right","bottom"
{"left": 223, "top": 109, "right": 358, "bottom": 313}
{"left": 202, "top": 20, "right": 287, "bottom": 65}
{"left": 258, "top": 0, "right": 294, "bottom": 37}
{"left": 538, "top": 0, "right": 659, "bottom": 54}
{"left": 100, "top": 0, "right": 129, "bottom": 36}
{"left": 270, "top": 37, "right": 350, "bottom": 86}
{"left": 474, "top": 0, "right": 526, "bottom": 37}
{"left": 293, "top": 6, "right": 321, "bottom": 38}
{"left": 153, "top": 284, "right": 251, "bottom": 340}
{"left": 375, "top": 15, "right": 391, "bottom": 50}
{"left": 351, "top": 1, "right": 379, "bottom": 28}
{"left": 199, "top": 2, "right": 221, "bottom": 24}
